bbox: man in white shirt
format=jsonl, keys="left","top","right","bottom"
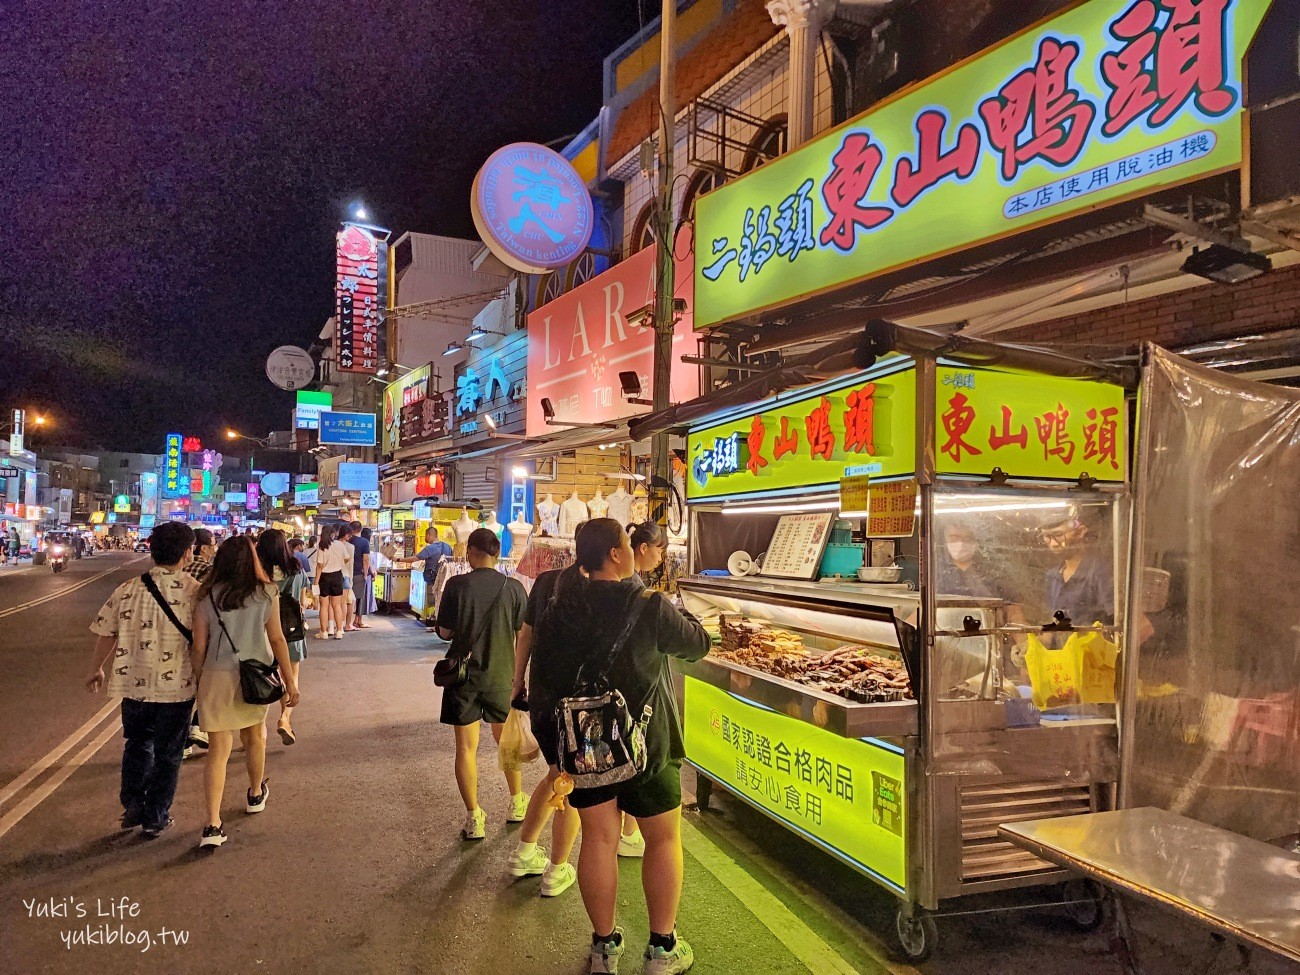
{"left": 85, "top": 521, "right": 200, "bottom": 838}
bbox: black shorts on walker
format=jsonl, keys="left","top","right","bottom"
{"left": 568, "top": 760, "right": 682, "bottom": 819}
{"left": 440, "top": 684, "right": 510, "bottom": 726}
{"left": 318, "top": 571, "right": 344, "bottom": 597}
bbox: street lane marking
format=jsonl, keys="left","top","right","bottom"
{"left": 681, "top": 816, "right": 921, "bottom": 975}
{"left": 0, "top": 558, "right": 146, "bottom": 620}
{"left": 0, "top": 701, "right": 120, "bottom": 810}
{"left": 0, "top": 719, "right": 121, "bottom": 841}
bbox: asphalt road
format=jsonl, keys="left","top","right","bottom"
{"left": 0, "top": 556, "right": 1291, "bottom": 974}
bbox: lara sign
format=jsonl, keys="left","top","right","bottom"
{"left": 693, "top": 0, "right": 1272, "bottom": 328}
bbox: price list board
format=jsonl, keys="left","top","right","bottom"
{"left": 759, "top": 512, "right": 836, "bottom": 580}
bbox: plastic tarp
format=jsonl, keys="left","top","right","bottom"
{"left": 1123, "top": 346, "right": 1300, "bottom": 845}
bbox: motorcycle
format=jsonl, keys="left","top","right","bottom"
{"left": 49, "top": 544, "right": 69, "bottom": 573}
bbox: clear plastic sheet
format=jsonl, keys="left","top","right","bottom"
{"left": 1124, "top": 347, "right": 1300, "bottom": 846}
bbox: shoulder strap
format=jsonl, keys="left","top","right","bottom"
{"left": 208, "top": 591, "right": 242, "bottom": 661}
{"left": 459, "top": 574, "right": 510, "bottom": 659}
{"left": 141, "top": 572, "right": 192, "bottom": 643}
{"left": 580, "top": 588, "right": 654, "bottom": 687}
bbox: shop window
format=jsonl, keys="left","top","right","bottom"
{"left": 680, "top": 166, "right": 725, "bottom": 226}
{"left": 566, "top": 251, "right": 597, "bottom": 290}
{"left": 534, "top": 271, "right": 564, "bottom": 309}
{"left": 630, "top": 201, "right": 657, "bottom": 255}
{"left": 741, "top": 114, "right": 788, "bottom": 173}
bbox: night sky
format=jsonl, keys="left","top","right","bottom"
{"left": 2, "top": 0, "right": 646, "bottom": 452}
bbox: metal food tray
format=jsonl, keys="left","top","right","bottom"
{"left": 678, "top": 654, "right": 919, "bottom": 739}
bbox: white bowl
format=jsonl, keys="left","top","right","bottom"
{"left": 857, "top": 566, "right": 902, "bottom": 583}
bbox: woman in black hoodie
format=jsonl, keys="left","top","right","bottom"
{"left": 532, "top": 518, "right": 709, "bottom": 975}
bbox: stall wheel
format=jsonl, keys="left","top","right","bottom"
{"left": 1061, "top": 878, "right": 1108, "bottom": 932}
{"left": 891, "top": 907, "right": 937, "bottom": 963}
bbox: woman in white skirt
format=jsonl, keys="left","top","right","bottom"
{"left": 191, "top": 536, "right": 300, "bottom": 849}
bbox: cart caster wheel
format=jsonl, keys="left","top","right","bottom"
{"left": 695, "top": 770, "right": 713, "bottom": 811}
{"left": 891, "top": 907, "right": 937, "bottom": 963}
{"left": 1062, "top": 878, "right": 1107, "bottom": 932}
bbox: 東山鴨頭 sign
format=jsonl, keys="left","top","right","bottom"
{"left": 471, "top": 143, "right": 593, "bottom": 274}
{"left": 265, "top": 346, "right": 316, "bottom": 391}
{"left": 693, "top": 0, "right": 1273, "bottom": 328}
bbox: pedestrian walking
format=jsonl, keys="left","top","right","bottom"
{"left": 508, "top": 522, "right": 589, "bottom": 898}
{"left": 348, "top": 520, "right": 372, "bottom": 629}
{"left": 191, "top": 535, "right": 299, "bottom": 849}
{"left": 531, "top": 518, "right": 710, "bottom": 975}
{"left": 257, "top": 529, "right": 308, "bottom": 746}
{"left": 312, "top": 525, "right": 351, "bottom": 639}
{"left": 395, "top": 525, "right": 453, "bottom": 628}
{"left": 186, "top": 528, "right": 217, "bottom": 582}
{"left": 336, "top": 523, "right": 358, "bottom": 631}
{"left": 83, "top": 520, "right": 199, "bottom": 838}
{"left": 434, "top": 527, "right": 528, "bottom": 841}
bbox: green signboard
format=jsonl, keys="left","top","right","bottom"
{"left": 684, "top": 676, "right": 907, "bottom": 890}
{"left": 936, "top": 365, "right": 1127, "bottom": 481}
{"left": 694, "top": 0, "right": 1271, "bottom": 328}
{"left": 687, "top": 367, "right": 917, "bottom": 501}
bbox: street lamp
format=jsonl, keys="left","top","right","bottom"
{"left": 225, "top": 429, "right": 270, "bottom": 447}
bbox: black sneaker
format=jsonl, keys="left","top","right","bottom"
{"left": 198, "top": 824, "right": 227, "bottom": 848}
{"left": 141, "top": 817, "right": 174, "bottom": 839}
{"left": 246, "top": 778, "right": 269, "bottom": 814}
{"left": 120, "top": 807, "right": 145, "bottom": 830}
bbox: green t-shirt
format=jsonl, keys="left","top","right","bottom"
{"left": 436, "top": 568, "right": 526, "bottom": 691}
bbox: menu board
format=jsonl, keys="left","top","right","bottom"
{"left": 759, "top": 512, "right": 836, "bottom": 580}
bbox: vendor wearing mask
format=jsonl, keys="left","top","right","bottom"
{"left": 1041, "top": 509, "right": 1113, "bottom": 626}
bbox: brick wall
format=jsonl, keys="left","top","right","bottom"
{"left": 1003, "top": 262, "right": 1300, "bottom": 351}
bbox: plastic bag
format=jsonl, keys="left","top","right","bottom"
{"left": 498, "top": 708, "right": 540, "bottom": 772}
{"left": 1075, "top": 627, "right": 1119, "bottom": 705}
{"left": 1025, "top": 632, "right": 1081, "bottom": 710}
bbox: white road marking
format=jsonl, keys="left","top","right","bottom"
{"left": 0, "top": 700, "right": 120, "bottom": 809}
{"left": 0, "top": 720, "right": 121, "bottom": 841}
{"left": 680, "top": 816, "right": 921, "bottom": 975}
{"left": 0, "top": 557, "right": 146, "bottom": 620}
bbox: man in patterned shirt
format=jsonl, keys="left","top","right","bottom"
{"left": 185, "top": 528, "right": 216, "bottom": 583}
{"left": 85, "top": 521, "right": 199, "bottom": 838}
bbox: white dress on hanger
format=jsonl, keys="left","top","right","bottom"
{"left": 559, "top": 492, "right": 588, "bottom": 538}
{"left": 606, "top": 485, "right": 633, "bottom": 526}
{"left": 537, "top": 494, "right": 561, "bottom": 536}
{"left": 587, "top": 487, "right": 609, "bottom": 519}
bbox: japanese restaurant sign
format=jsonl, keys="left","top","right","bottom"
{"left": 335, "top": 223, "right": 387, "bottom": 374}
{"left": 687, "top": 367, "right": 917, "bottom": 501}
{"left": 693, "top": 0, "right": 1272, "bottom": 328}
{"left": 684, "top": 677, "right": 907, "bottom": 891}
{"left": 525, "top": 242, "right": 697, "bottom": 437}
{"left": 382, "top": 363, "right": 432, "bottom": 454}
{"left": 936, "top": 366, "right": 1126, "bottom": 481}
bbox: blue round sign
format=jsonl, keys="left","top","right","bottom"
{"left": 260, "top": 472, "right": 290, "bottom": 497}
{"left": 471, "top": 142, "right": 593, "bottom": 274}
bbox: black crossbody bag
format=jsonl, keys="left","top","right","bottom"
{"left": 209, "top": 592, "right": 285, "bottom": 705}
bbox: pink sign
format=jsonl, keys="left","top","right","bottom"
{"left": 526, "top": 241, "right": 697, "bottom": 437}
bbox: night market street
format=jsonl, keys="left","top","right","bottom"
{"left": 0, "top": 553, "right": 1289, "bottom": 975}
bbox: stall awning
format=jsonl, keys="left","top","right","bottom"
{"left": 510, "top": 423, "right": 632, "bottom": 459}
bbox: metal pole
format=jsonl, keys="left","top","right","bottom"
{"left": 650, "top": 0, "right": 677, "bottom": 535}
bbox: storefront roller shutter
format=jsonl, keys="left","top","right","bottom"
{"left": 458, "top": 461, "right": 496, "bottom": 509}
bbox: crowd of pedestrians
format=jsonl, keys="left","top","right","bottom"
{"left": 85, "top": 515, "right": 708, "bottom": 974}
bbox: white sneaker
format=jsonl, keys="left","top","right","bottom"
{"left": 507, "top": 792, "right": 528, "bottom": 823}
{"left": 540, "top": 860, "right": 576, "bottom": 897}
{"left": 617, "top": 829, "right": 646, "bottom": 858}
{"left": 643, "top": 935, "right": 694, "bottom": 975}
{"left": 590, "top": 927, "right": 625, "bottom": 974}
{"left": 461, "top": 808, "right": 486, "bottom": 841}
{"left": 508, "top": 845, "right": 549, "bottom": 877}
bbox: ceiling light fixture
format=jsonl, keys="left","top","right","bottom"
{"left": 1181, "top": 244, "right": 1272, "bottom": 284}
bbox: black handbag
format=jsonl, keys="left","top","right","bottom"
{"left": 433, "top": 576, "right": 508, "bottom": 688}
{"left": 209, "top": 593, "right": 285, "bottom": 705}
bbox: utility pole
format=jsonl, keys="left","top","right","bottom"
{"left": 649, "top": 0, "right": 677, "bottom": 533}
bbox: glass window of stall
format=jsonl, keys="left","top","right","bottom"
{"left": 927, "top": 485, "right": 1124, "bottom": 721}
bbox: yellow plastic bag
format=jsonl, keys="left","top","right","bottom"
{"left": 1025, "top": 632, "right": 1082, "bottom": 710}
{"left": 1075, "top": 627, "right": 1119, "bottom": 705}
{"left": 497, "top": 708, "right": 540, "bottom": 772}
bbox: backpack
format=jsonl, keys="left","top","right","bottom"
{"left": 278, "top": 576, "right": 307, "bottom": 643}
{"left": 555, "top": 590, "right": 655, "bottom": 790}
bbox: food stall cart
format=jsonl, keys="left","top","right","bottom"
{"left": 675, "top": 332, "right": 1136, "bottom": 960}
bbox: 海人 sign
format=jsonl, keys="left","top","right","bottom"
{"left": 693, "top": 0, "right": 1272, "bottom": 328}
{"left": 683, "top": 677, "right": 907, "bottom": 890}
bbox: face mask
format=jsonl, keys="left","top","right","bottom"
{"left": 947, "top": 541, "right": 977, "bottom": 563}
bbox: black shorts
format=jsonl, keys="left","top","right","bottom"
{"left": 319, "top": 571, "right": 344, "bottom": 597}
{"left": 440, "top": 684, "right": 511, "bottom": 726}
{"left": 568, "top": 760, "right": 682, "bottom": 819}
